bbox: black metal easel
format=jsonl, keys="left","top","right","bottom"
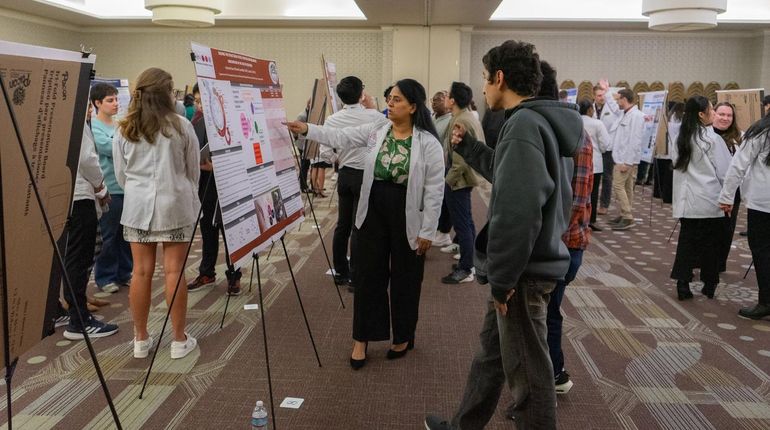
{"left": 0, "top": 73, "right": 122, "bottom": 429}
{"left": 287, "top": 131, "right": 345, "bottom": 308}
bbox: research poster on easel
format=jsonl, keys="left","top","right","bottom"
{"left": 191, "top": 42, "right": 304, "bottom": 268}
{"left": 639, "top": 90, "right": 667, "bottom": 163}
{"left": 322, "top": 55, "right": 340, "bottom": 114}
{"left": 0, "top": 40, "right": 93, "bottom": 360}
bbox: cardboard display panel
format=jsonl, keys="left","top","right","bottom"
{"left": 0, "top": 40, "right": 93, "bottom": 362}
{"left": 716, "top": 89, "right": 765, "bottom": 133}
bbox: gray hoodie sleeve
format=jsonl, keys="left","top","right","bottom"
{"left": 455, "top": 133, "right": 495, "bottom": 183}
{"left": 485, "top": 133, "right": 555, "bottom": 303}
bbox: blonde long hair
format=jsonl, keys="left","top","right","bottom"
{"left": 120, "top": 67, "right": 183, "bottom": 143}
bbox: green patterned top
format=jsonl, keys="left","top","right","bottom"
{"left": 373, "top": 130, "right": 412, "bottom": 186}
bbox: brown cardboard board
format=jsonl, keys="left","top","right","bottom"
{"left": 303, "top": 78, "right": 327, "bottom": 161}
{"left": 0, "top": 41, "right": 92, "bottom": 362}
{"left": 716, "top": 89, "right": 765, "bottom": 132}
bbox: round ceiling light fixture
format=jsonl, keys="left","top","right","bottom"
{"left": 642, "top": 0, "right": 727, "bottom": 31}
{"left": 144, "top": 0, "right": 223, "bottom": 27}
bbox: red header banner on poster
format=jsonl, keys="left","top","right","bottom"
{"left": 191, "top": 42, "right": 304, "bottom": 267}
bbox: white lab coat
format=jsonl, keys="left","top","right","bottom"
{"left": 113, "top": 115, "right": 201, "bottom": 230}
{"left": 671, "top": 127, "right": 732, "bottom": 218}
{"left": 306, "top": 119, "right": 445, "bottom": 249}
{"left": 582, "top": 115, "right": 611, "bottom": 174}
{"left": 719, "top": 133, "right": 770, "bottom": 213}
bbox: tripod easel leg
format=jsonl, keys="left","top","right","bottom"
{"left": 253, "top": 254, "right": 277, "bottom": 430}
{"left": 280, "top": 237, "right": 322, "bottom": 367}
{"left": 744, "top": 260, "right": 754, "bottom": 280}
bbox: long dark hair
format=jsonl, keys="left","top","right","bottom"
{"left": 673, "top": 96, "right": 711, "bottom": 171}
{"left": 394, "top": 78, "right": 439, "bottom": 140}
{"left": 713, "top": 102, "right": 742, "bottom": 150}
{"left": 743, "top": 114, "right": 770, "bottom": 166}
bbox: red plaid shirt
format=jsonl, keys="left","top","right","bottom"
{"left": 562, "top": 130, "right": 593, "bottom": 250}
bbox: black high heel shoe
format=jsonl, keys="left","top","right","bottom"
{"left": 677, "top": 280, "right": 693, "bottom": 301}
{"left": 350, "top": 342, "right": 368, "bottom": 370}
{"left": 386, "top": 339, "right": 414, "bottom": 360}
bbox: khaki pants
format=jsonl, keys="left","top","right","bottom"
{"left": 612, "top": 164, "right": 637, "bottom": 220}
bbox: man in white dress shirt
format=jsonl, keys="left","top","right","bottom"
{"left": 600, "top": 81, "right": 645, "bottom": 230}
{"left": 324, "top": 76, "right": 385, "bottom": 291}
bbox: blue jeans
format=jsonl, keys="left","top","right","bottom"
{"left": 94, "top": 194, "right": 133, "bottom": 287}
{"left": 547, "top": 248, "right": 583, "bottom": 377}
{"left": 444, "top": 185, "right": 475, "bottom": 271}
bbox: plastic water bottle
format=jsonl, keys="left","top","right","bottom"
{"left": 251, "top": 400, "right": 268, "bottom": 429}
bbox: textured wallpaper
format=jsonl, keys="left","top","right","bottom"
{"left": 470, "top": 30, "right": 763, "bottom": 112}
{"left": 81, "top": 29, "right": 385, "bottom": 118}
{"left": 0, "top": 13, "right": 82, "bottom": 51}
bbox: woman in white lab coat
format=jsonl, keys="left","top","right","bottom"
{"left": 719, "top": 114, "right": 770, "bottom": 320}
{"left": 114, "top": 68, "right": 200, "bottom": 360}
{"left": 670, "top": 96, "right": 732, "bottom": 301}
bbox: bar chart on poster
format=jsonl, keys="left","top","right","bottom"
{"left": 191, "top": 42, "right": 304, "bottom": 268}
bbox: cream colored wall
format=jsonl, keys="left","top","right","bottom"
{"left": 390, "top": 26, "right": 430, "bottom": 88}
{"left": 80, "top": 28, "right": 384, "bottom": 119}
{"left": 428, "top": 26, "right": 461, "bottom": 98}
{"left": 470, "top": 30, "right": 762, "bottom": 114}
{"left": 0, "top": 9, "right": 82, "bottom": 51}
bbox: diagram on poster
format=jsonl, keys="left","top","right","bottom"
{"left": 191, "top": 42, "right": 304, "bottom": 268}
{"left": 639, "top": 91, "right": 667, "bottom": 163}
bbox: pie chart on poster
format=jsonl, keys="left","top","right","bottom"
{"left": 240, "top": 112, "right": 250, "bottom": 139}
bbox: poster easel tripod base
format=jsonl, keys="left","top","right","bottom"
{"left": 0, "top": 74, "right": 122, "bottom": 429}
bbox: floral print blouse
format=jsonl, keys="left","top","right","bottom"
{"left": 373, "top": 130, "right": 412, "bottom": 186}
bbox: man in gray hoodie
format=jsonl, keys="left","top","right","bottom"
{"left": 425, "top": 40, "right": 582, "bottom": 430}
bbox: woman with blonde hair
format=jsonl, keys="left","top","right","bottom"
{"left": 113, "top": 68, "right": 200, "bottom": 359}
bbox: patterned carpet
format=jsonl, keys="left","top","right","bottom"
{"left": 1, "top": 178, "right": 769, "bottom": 430}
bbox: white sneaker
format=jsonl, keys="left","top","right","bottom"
{"left": 133, "top": 336, "right": 154, "bottom": 359}
{"left": 170, "top": 333, "right": 198, "bottom": 359}
{"left": 99, "top": 283, "right": 119, "bottom": 293}
{"left": 440, "top": 243, "right": 459, "bottom": 254}
{"left": 453, "top": 253, "right": 460, "bottom": 260}
{"left": 432, "top": 232, "right": 453, "bottom": 247}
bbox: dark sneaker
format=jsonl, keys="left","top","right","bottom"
{"left": 424, "top": 415, "right": 452, "bottom": 430}
{"left": 608, "top": 216, "right": 623, "bottom": 225}
{"left": 738, "top": 304, "right": 770, "bottom": 320}
{"left": 555, "top": 370, "right": 574, "bottom": 394}
{"left": 227, "top": 280, "right": 242, "bottom": 296}
{"left": 589, "top": 223, "right": 603, "bottom": 232}
{"left": 739, "top": 231, "right": 748, "bottom": 237}
{"left": 63, "top": 316, "right": 118, "bottom": 340}
{"left": 441, "top": 268, "right": 474, "bottom": 284}
{"left": 187, "top": 275, "right": 216, "bottom": 292}
{"left": 611, "top": 219, "right": 635, "bottom": 230}
{"left": 54, "top": 314, "right": 70, "bottom": 328}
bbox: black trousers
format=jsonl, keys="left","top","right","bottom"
{"left": 64, "top": 199, "right": 99, "bottom": 325}
{"left": 719, "top": 189, "right": 741, "bottom": 272}
{"left": 748, "top": 209, "right": 770, "bottom": 305}
{"left": 590, "top": 172, "right": 603, "bottom": 224}
{"left": 352, "top": 181, "right": 425, "bottom": 344}
{"left": 198, "top": 174, "right": 240, "bottom": 281}
{"left": 437, "top": 196, "right": 452, "bottom": 234}
{"left": 671, "top": 217, "right": 724, "bottom": 285}
{"left": 333, "top": 167, "right": 363, "bottom": 279}
{"left": 653, "top": 159, "right": 673, "bottom": 203}
{"left": 299, "top": 149, "right": 311, "bottom": 191}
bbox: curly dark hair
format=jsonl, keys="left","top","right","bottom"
{"left": 482, "top": 40, "right": 542, "bottom": 97}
